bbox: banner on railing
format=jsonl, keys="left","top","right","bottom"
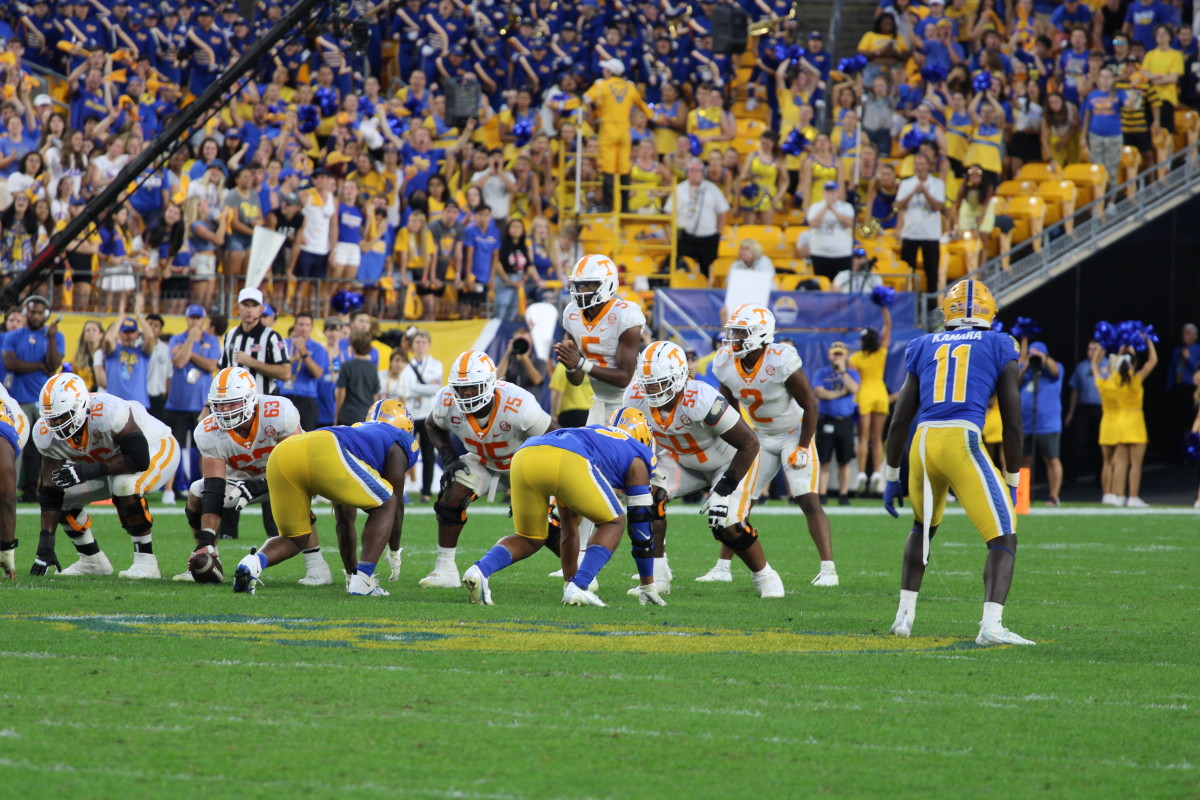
{"left": 245, "top": 226, "right": 286, "bottom": 291}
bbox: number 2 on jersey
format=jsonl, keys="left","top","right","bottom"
{"left": 739, "top": 388, "right": 770, "bottom": 423}
{"left": 932, "top": 344, "right": 970, "bottom": 403}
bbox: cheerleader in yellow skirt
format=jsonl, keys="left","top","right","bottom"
{"left": 850, "top": 305, "right": 892, "bottom": 494}
{"left": 1092, "top": 337, "right": 1157, "bottom": 506}
{"left": 737, "top": 131, "right": 788, "bottom": 225}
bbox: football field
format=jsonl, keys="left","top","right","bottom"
{"left": 2, "top": 503, "right": 1197, "bottom": 798}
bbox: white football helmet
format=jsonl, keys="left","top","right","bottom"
{"left": 40, "top": 373, "right": 91, "bottom": 439}
{"left": 724, "top": 303, "right": 776, "bottom": 358}
{"left": 208, "top": 367, "right": 258, "bottom": 430}
{"left": 449, "top": 350, "right": 497, "bottom": 413}
{"left": 637, "top": 341, "right": 689, "bottom": 408}
{"left": 568, "top": 254, "right": 619, "bottom": 311}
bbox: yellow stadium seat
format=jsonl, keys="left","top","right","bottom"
{"left": 710, "top": 257, "right": 734, "bottom": 288}
{"left": 1037, "top": 179, "right": 1076, "bottom": 232}
{"left": 1062, "top": 163, "right": 1108, "bottom": 208}
{"left": 1174, "top": 109, "right": 1198, "bottom": 153}
{"left": 997, "top": 180, "right": 1037, "bottom": 198}
{"left": 670, "top": 269, "right": 709, "bottom": 289}
{"left": 736, "top": 224, "right": 785, "bottom": 253}
{"left": 1017, "top": 162, "right": 1060, "bottom": 183}
{"left": 783, "top": 224, "right": 810, "bottom": 252}
{"left": 780, "top": 206, "right": 808, "bottom": 226}
{"left": 1007, "top": 195, "right": 1046, "bottom": 249}
{"left": 733, "top": 137, "right": 760, "bottom": 156}
{"left": 777, "top": 274, "right": 813, "bottom": 291}
{"left": 718, "top": 228, "right": 740, "bottom": 258}
{"left": 736, "top": 118, "right": 768, "bottom": 139}
{"left": 622, "top": 254, "right": 661, "bottom": 278}
{"left": 810, "top": 275, "right": 832, "bottom": 291}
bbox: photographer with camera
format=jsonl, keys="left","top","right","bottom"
{"left": 496, "top": 327, "right": 546, "bottom": 395}
{"left": 1019, "top": 340, "right": 1064, "bottom": 506}
{"left": 832, "top": 247, "right": 885, "bottom": 293}
{"left": 811, "top": 342, "right": 861, "bottom": 505}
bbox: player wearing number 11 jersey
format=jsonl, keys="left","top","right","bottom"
{"left": 883, "top": 279, "right": 1031, "bottom": 646}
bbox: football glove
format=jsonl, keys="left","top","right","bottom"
{"left": 701, "top": 493, "right": 731, "bottom": 532}
{"left": 30, "top": 530, "right": 60, "bottom": 576}
{"left": 636, "top": 583, "right": 667, "bottom": 607}
{"left": 228, "top": 480, "right": 255, "bottom": 511}
{"left": 882, "top": 480, "right": 904, "bottom": 518}
{"left": 787, "top": 446, "right": 810, "bottom": 470}
{"left": 51, "top": 461, "right": 105, "bottom": 488}
{"left": 0, "top": 539, "right": 16, "bottom": 580}
{"left": 439, "top": 449, "right": 469, "bottom": 492}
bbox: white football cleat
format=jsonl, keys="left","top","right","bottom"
{"left": 853, "top": 471, "right": 868, "bottom": 494}
{"left": 232, "top": 554, "right": 263, "bottom": 594}
{"left": 975, "top": 624, "right": 1035, "bottom": 646}
{"left": 118, "top": 552, "right": 161, "bottom": 579}
{"left": 462, "top": 564, "right": 493, "bottom": 606}
{"left": 418, "top": 563, "right": 460, "bottom": 588}
{"left": 752, "top": 566, "right": 785, "bottom": 598}
{"left": 696, "top": 563, "right": 733, "bottom": 582}
{"left": 563, "top": 582, "right": 606, "bottom": 607}
{"left": 811, "top": 568, "right": 839, "bottom": 587}
{"left": 386, "top": 547, "right": 403, "bottom": 583}
{"left": 1125, "top": 496, "right": 1149, "bottom": 508}
{"left": 869, "top": 472, "right": 885, "bottom": 494}
{"left": 548, "top": 568, "right": 565, "bottom": 577}
{"left": 889, "top": 611, "right": 913, "bottom": 638}
{"left": 627, "top": 578, "right": 670, "bottom": 596}
{"left": 60, "top": 551, "right": 113, "bottom": 576}
{"left": 172, "top": 570, "right": 195, "bottom": 582}
{"left": 161, "top": 489, "right": 176, "bottom": 505}
{"left": 347, "top": 572, "right": 390, "bottom": 596}
{"left": 297, "top": 559, "right": 333, "bottom": 587}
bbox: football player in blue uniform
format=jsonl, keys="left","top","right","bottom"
{"left": 461, "top": 407, "right": 665, "bottom": 607}
{"left": 0, "top": 387, "right": 28, "bottom": 579}
{"left": 882, "top": 280, "right": 1033, "bottom": 646}
{"left": 233, "top": 399, "right": 418, "bottom": 597}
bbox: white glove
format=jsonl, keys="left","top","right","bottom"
{"left": 636, "top": 583, "right": 667, "bottom": 606}
{"left": 701, "top": 493, "right": 731, "bottom": 531}
{"left": 0, "top": 547, "right": 15, "bottom": 581}
{"left": 787, "top": 446, "right": 810, "bottom": 470}
{"left": 226, "top": 481, "right": 255, "bottom": 511}
{"left": 421, "top": 44, "right": 434, "bottom": 57}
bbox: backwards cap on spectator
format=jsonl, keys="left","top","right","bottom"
{"left": 600, "top": 59, "right": 625, "bottom": 77}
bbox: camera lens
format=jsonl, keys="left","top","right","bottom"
{"left": 513, "top": 338, "right": 529, "bottom": 355}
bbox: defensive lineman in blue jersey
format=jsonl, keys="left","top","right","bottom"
{"left": 0, "top": 385, "right": 28, "bottom": 579}
{"left": 233, "top": 400, "right": 419, "bottom": 597}
{"left": 882, "top": 280, "right": 1034, "bottom": 646}
{"left": 462, "top": 408, "right": 666, "bottom": 607}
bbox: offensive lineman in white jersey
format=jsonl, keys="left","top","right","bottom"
{"left": 622, "top": 341, "right": 786, "bottom": 598}
{"left": 419, "top": 350, "right": 556, "bottom": 587}
{"left": 174, "top": 367, "right": 325, "bottom": 584}
{"left": 711, "top": 304, "right": 838, "bottom": 587}
{"left": 552, "top": 254, "right": 650, "bottom": 577}
{"left": 30, "top": 374, "right": 180, "bottom": 579}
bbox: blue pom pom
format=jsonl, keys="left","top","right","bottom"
{"left": 404, "top": 95, "right": 424, "bottom": 115}
{"left": 1093, "top": 320, "right": 1117, "bottom": 352}
{"left": 1011, "top": 316, "right": 1042, "bottom": 340}
{"left": 921, "top": 63, "right": 948, "bottom": 84}
{"left": 330, "top": 291, "right": 364, "bottom": 314}
{"left": 972, "top": 71, "right": 993, "bottom": 93}
{"left": 773, "top": 44, "right": 788, "bottom": 62}
{"left": 513, "top": 118, "right": 533, "bottom": 147}
{"left": 788, "top": 45, "right": 807, "bottom": 65}
{"left": 781, "top": 128, "right": 809, "bottom": 156}
{"left": 1184, "top": 432, "right": 1200, "bottom": 463}
{"left": 870, "top": 285, "right": 895, "bottom": 308}
{"left": 741, "top": 182, "right": 759, "bottom": 200}
{"left": 297, "top": 105, "right": 319, "bottom": 134}
{"left": 837, "top": 54, "right": 867, "bottom": 74}
{"left": 901, "top": 128, "right": 932, "bottom": 153}
{"left": 315, "top": 87, "right": 338, "bottom": 117}
{"left": 688, "top": 134, "right": 703, "bottom": 156}
{"left": 1142, "top": 323, "right": 1159, "bottom": 345}
{"left": 386, "top": 114, "right": 406, "bottom": 137}
{"left": 991, "top": 320, "right": 1005, "bottom": 332}
{"left": 359, "top": 98, "right": 376, "bottom": 119}
{"left": 897, "top": 85, "right": 923, "bottom": 107}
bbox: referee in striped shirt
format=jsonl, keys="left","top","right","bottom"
{"left": 219, "top": 287, "right": 291, "bottom": 394}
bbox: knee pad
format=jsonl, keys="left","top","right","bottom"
{"left": 543, "top": 522, "right": 561, "bottom": 556}
{"left": 433, "top": 490, "right": 472, "bottom": 527}
{"left": 115, "top": 496, "right": 153, "bottom": 537}
{"left": 651, "top": 487, "right": 669, "bottom": 522}
{"left": 714, "top": 521, "right": 758, "bottom": 553}
{"left": 185, "top": 505, "right": 202, "bottom": 532}
{"left": 61, "top": 509, "right": 91, "bottom": 538}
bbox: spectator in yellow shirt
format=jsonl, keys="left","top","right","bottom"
{"left": 1142, "top": 24, "right": 1183, "bottom": 134}
{"left": 583, "top": 58, "right": 654, "bottom": 213}
{"left": 550, "top": 361, "right": 594, "bottom": 427}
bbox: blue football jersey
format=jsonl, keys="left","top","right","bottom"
{"left": 329, "top": 423, "right": 419, "bottom": 473}
{"left": 905, "top": 329, "right": 1018, "bottom": 428}
{"left": 522, "top": 426, "right": 655, "bottom": 490}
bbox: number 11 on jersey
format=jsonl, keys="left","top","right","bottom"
{"left": 932, "top": 343, "right": 970, "bottom": 404}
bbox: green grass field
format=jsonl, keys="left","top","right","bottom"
{"left": 2, "top": 503, "right": 1197, "bottom": 798}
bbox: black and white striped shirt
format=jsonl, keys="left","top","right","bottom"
{"left": 219, "top": 322, "right": 290, "bottom": 395}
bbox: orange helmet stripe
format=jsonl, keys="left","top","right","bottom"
{"left": 641, "top": 342, "right": 663, "bottom": 376}
{"left": 456, "top": 352, "right": 472, "bottom": 380}
{"left": 217, "top": 368, "right": 231, "bottom": 393}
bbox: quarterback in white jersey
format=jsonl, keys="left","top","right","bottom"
{"left": 31, "top": 374, "right": 180, "bottom": 580}
{"left": 175, "top": 367, "right": 312, "bottom": 585}
{"left": 0, "top": 384, "right": 28, "bottom": 579}
{"left": 622, "top": 340, "right": 785, "bottom": 598}
{"left": 422, "top": 350, "right": 554, "bottom": 588}
{"left": 711, "top": 304, "right": 837, "bottom": 587}
{"left": 554, "top": 254, "right": 645, "bottom": 423}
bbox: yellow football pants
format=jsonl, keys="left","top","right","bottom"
{"left": 509, "top": 445, "right": 624, "bottom": 540}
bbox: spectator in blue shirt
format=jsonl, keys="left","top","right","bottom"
{"left": 1124, "top": 0, "right": 1174, "bottom": 50}
{"left": 1019, "top": 340, "right": 1064, "bottom": 505}
{"left": 461, "top": 203, "right": 500, "bottom": 318}
{"left": 1051, "top": 0, "right": 1094, "bottom": 35}
{"left": 1081, "top": 67, "right": 1127, "bottom": 185}
{"left": 1166, "top": 323, "right": 1200, "bottom": 452}
{"left": 2, "top": 295, "right": 63, "bottom": 501}
{"left": 99, "top": 296, "right": 157, "bottom": 409}
{"left": 165, "top": 304, "right": 220, "bottom": 493}
{"left": 811, "top": 343, "right": 860, "bottom": 505}
{"left": 281, "top": 312, "right": 328, "bottom": 432}
{"left": 1067, "top": 339, "right": 1107, "bottom": 487}
{"left": 317, "top": 317, "right": 346, "bottom": 427}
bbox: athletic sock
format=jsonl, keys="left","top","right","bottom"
{"left": 436, "top": 545, "right": 457, "bottom": 567}
{"left": 476, "top": 545, "right": 513, "bottom": 578}
{"left": 302, "top": 548, "right": 324, "bottom": 571}
{"left": 898, "top": 589, "right": 918, "bottom": 618}
{"left": 711, "top": 558, "right": 732, "bottom": 573}
{"left": 634, "top": 557, "right": 654, "bottom": 580}
{"left": 820, "top": 559, "right": 836, "bottom": 572}
{"left": 255, "top": 551, "right": 269, "bottom": 570}
{"left": 71, "top": 535, "right": 100, "bottom": 556}
{"left": 654, "top": 556, "right": 671, "bottom": 579}
{"left": 572, "top": 545, "right": 612, "bottom": 590}
{"left": 357, "top": 562, "right": 376, "bottom": 577}
{"left": 982, "top": 601, "right": 1003, "bottom": 629}
{"left": 131, "top": 534, "right": 153, "bottom": 554}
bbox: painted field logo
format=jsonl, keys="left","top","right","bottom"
{"left": 2, "top": 613, "right": 977, "bottom": 655}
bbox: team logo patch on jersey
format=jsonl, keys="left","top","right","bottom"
{"left": 766, "top": 365, "right": 776, "bottom": 375}
{"left": 264, "top": 425, "right": 277, "bottom": 437}
{"left": 680, "top": 414, "right": 692, "bottom": 426}
{"left": 607, "top": 313, "right": 617, "bottom": 324}
{"left": 499, "top": 421, "right": 511, "bottom": 431}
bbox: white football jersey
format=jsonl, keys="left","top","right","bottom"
{"left": 194, "top": 394, "right": 302, "bottom": 480}
{"left": 711, "top": 343, "right": 804, "bottom": 436}
{"left": 429, "top": 380, "right": 551, "bottom": 472}
{"left": 622, "top": 379, "right": 740, "bottom": 471}
{"left": 34, "top": 393, "right": 170, "bottom": 464}
{"left": 562, "top": 298, "right": 646, "bottom": 404}
{"left": 0, "top": 383, "right": 29, "bottom": 451}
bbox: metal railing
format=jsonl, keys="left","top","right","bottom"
{"left": 916, "top": 140, "right": 1200, "bottom": 328}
